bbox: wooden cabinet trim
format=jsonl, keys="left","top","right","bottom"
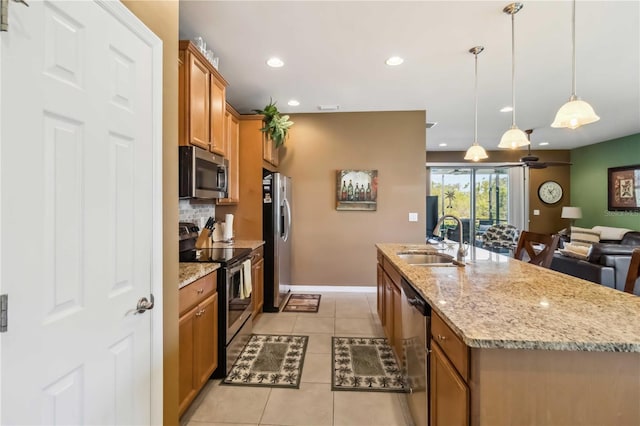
{"left": 179, "top": 40, "right": 228, "bottom": 87}
{"left": 382, "top": 257, "right": 402, "bottom": 289}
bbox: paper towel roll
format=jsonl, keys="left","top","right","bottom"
{"left": 223, "top": 214, "right": 234, "bottom": 241}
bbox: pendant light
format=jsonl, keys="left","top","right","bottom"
{"left": 498, "top": 2, "right": 529, "bottom": 149}
{"left": 551, "top": 0, "right": 600, "bottom": 129}
{"left": 464, "top": 46, "right": 489, "bottom": 161}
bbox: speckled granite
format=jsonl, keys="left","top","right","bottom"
{"left": 210, "top": 240, "right": 264, "bottom": 250}
{"left": 377, "top": 243, "right": 640, "bottom": 352}
{"left": 179, "top": 263, "right": 220, "bottom": 289}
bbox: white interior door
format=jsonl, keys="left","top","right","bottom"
{"left": 0, "top": 1, "right": 163, "bottom": 424}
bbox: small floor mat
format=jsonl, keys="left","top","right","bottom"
{"left": 222, "top": 334, "right": 308, "bottom": 388}
{"left": 332, "top": 337, "right": 406, "bottom": 393}
{"left": 282, "top": 293, "right": 321, "bottom": 313}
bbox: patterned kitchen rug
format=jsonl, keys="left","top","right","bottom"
{"left": 282, "top": 293, "right": 321, "bottom": 313}
{"left": 222, "top": 334, "right": 309, "bottom": 388}
{"left": 332, "top": 337, "right": 406, "bottom": 393}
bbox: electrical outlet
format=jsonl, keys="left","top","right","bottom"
{"left": 409, "top": 212, "right": 418, "bottom": 222}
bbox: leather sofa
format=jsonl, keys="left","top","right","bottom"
{"left": 550, "top": 230, "right": 640, "bottom": 294}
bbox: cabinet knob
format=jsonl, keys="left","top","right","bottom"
{"left": 197, "top": 288, "right": 204, "bottom": 294}
{"left": 437, "top": 334, "right": 447, "bottom": 341}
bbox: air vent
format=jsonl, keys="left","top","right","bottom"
{"left": 318, "top": 105, "right": 339, "bottom": 111}
{"left": 426, "top": 122, "right": 438, "bottom": 129}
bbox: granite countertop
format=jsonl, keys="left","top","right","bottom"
{"left": 179, "top": 263, "right": 221, "bottom": 289}
{"left": 377, "top": 243, "right": 640, "bottom": 352}
{"left": 210, "top": 240, "right": 265, "bottom": 250}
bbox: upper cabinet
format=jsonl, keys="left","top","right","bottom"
{"left": 217, "top": 104, "right": 240, "bottom": 205}
{"left": 263, "top": 134, "right": 279, "bottom": 168}
{"left": 178, "top": 40, "right": 228, "bottom": 156}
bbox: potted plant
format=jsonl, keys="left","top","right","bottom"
{"left": 253, "top": 99, "right": 294, "bottom": 148}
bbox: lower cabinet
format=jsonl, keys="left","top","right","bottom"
{"left": 430, "top": 341, "right": 469, "bottom": 426}
{"left": 377, "top": 251, "right": 403, "bottom": 363}
{"left": 251, "top": 246, "right": 265, "bottom": 318}
{"left": 178, "top": 272, "right": 218, "bottom": 417}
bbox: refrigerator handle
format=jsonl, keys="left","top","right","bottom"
{"left": 282, "top": 198, "right": 291, "bottom": 242}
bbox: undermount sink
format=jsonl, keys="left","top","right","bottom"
{"left": 397, "top": 251, "right": 461, "bottom": 267}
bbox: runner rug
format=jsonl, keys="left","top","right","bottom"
{"left": 222, "top": 334, "right": 308, "bottom": 388}
{"left": 282, "top": 293, "right": 321, "bottom": 313}
{"left": 331, "top": 337, "right": 406, "bottom": 393}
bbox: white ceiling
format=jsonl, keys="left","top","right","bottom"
{"left": 179, "top": 1, "right": 640, "bottom": 152}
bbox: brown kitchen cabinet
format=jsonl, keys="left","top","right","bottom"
{"left": 251, "top": 246, "right": 265, "bottom": 318}
{"left": 263, "top": 133, "right": 279, "bottom": 168}
{"left": 178, "top": 40, "right": 228, "bottom": 155}
{"left": 430, "top": 310, "right": 469, "bottom": 426}
{"left": 178, "top": 271, "right": 218, "bottom": 417}
{"left": 217, "top": 105, "right": 240, "bottom": 205}
{"left": 377, "top": 251, "right": 403, "bottom": 363}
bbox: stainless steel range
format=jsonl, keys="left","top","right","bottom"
{"left": 179, "top": 222, "right": 253, "bottom": 377}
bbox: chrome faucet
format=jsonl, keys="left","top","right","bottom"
{"left": 432, "top": 215, "right": 467, "bottom": 262}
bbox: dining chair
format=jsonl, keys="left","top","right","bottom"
{"left": 623, "top": 248, "right": 640, "bottom": 295}
{"left": 513, "top": 231, "right": 560, "bottom": 268}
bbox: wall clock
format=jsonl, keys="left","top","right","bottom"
{"left": 538, "top": 180, "right": 563, "bottom": 204}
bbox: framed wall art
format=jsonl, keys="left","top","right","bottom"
{"left": 336, "top": 170, "right": 378, "bottom": 211}
{"left": 608, "top": 164, "right": 640, "bottom": 211}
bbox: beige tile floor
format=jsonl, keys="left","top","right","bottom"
{"left": 182, "top": 291, "right": 414, "bottom": 426}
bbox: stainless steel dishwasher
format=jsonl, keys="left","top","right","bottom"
{"left": 400, "top": 278, "right": 431, "bottom": 426}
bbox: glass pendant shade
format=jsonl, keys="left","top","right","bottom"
{"left": 464, "top": 143, "right": 488, "bottom": 161}
{"left": 552, "top": 0, "right": 599, "bottom": 129}
{"left": 498, "top": 125, "right": 529, "bottom": 148}
{"left": 551, "top": 95, "right": 600, "bottom": 129}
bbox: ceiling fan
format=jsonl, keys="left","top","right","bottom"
{"left": 516, "top": 129, "right": 572, "bottom": 169}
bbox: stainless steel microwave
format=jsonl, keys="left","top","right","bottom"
{"left": 179, "top": 146, "right": 228, "bottom": 199}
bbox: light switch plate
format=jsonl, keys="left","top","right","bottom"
{"left": 409, "top": 212, "right": 418, "bottom": 222}
{"left": 533, "top": 209, "right": 540, "bottom": 216}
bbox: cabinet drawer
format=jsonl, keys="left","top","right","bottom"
{"left": 432, "top": 311, "right": 469, "bottom": 381}
{"left": 251, "top": 246, "right": 264, "bottom": 263}
{"left": 179, "top": 271, "right": 217, "bottom": 315}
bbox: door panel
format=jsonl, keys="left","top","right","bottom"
{"left": 1, "top": 1, "right": 160, "bottom": 424}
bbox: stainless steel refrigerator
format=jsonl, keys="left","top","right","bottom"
{"left": 262, "top": 172, "right": 292, "bottom": 312}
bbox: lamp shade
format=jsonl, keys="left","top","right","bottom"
{"left": 561, "top": 206, "right": 582, "bottom": 220}
{"left": 498, "top": 125, "right": 529, "bottom": 148}
{"left": 464, "top": 143, "right": 488, "bottom": 161}
{"left": 551, "top": 96, "right": 600, "bottom": 129}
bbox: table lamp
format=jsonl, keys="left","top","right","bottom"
{"left": 561, "top": 206, "right": 582, "bottom": 228}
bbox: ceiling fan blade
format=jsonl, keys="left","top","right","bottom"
{"left": 525, "top": 162, "right": 547, "bottom": 169}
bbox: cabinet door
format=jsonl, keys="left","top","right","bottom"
{"left": 430, "top": 342, "right": 469, "bottom": 426}
{"left": 178, "top": 305, "right": 198, "bottom": 416}
{"left": 188, "top": 53, "right": 210, "bottom": 150}
{"left": 392, "top": 282, "right": 403, "bottom": 360}
{"left": 217, "top": 111, "right": 239, "bottom": 204}
{"left": 252, "top": 258, "right": 264, "bottom": 317}
{"left": 376, "top": 263, "right": 385, "bottom": 325}
{"left": 383, "top": 273, "right": 394, "bottom": 343}
{"left": 209, "top": 75, "right": 226, "bottom": 155}
{"left": 194, "top": 293, "right": 218, "bottom": 390}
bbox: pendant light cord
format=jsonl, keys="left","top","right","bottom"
{"left": 474, "top": 51, "right": 479, "bottom": 143}
{"left": 511, "top": 10, "right": 516, "bottom": 126}
{"left": 571, "top": 0, "right": 577, "bottom": 97}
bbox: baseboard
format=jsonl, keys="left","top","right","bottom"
{"left": 289, "top": 285, "right": 376, "bottom": 293}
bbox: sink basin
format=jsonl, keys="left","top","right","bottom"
{"left": 397, "top": 252, "right": 458, "bottom": 266}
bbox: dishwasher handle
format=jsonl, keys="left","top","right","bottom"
{"left": 401, "top": 278, "right": 430, "bottom": 316}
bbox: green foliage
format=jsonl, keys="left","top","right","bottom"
{"left": 252, "top": 98, "right": 294, "bottom": 148}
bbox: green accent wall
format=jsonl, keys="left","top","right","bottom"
{"left": 571, "top": 133, "right": 640, "bottom": 230}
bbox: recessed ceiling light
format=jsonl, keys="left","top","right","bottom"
{"left": 385, "top": 56, "right": 404, "bottom": 66}
{"left": 287, "top": 100, "right": 300, "bottom": 107}
{"left": 539, "top": 142, "right": 549, "bottom": 146}
{"left": 500, "top": 106, "right": 513, "bottom": 112}
{"left": 266, "top": 57, "right": 284, "bottom": 68}
{"left": 438, "top": 143, "right": 447, "bottom": 147}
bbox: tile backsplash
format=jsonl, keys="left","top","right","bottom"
{"left": 179, "top": 199, "right": 215, "bottom": 229}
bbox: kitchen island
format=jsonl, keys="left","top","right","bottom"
{"left": 377, "top": 243, "right": 640, "bottom": 426}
